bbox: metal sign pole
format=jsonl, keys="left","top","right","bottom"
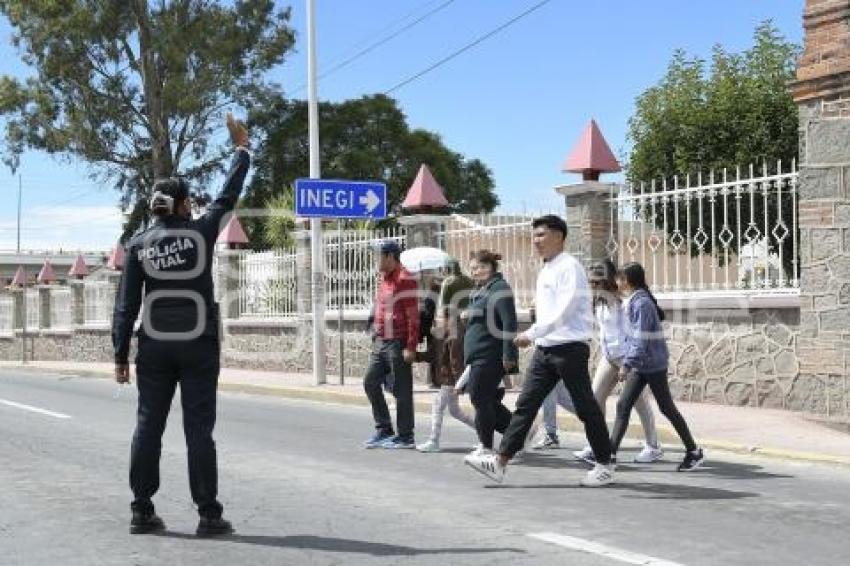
{"left": 307, "top": 0, "right": 326, "bottom": 385}
{"left": 337, "top": 220, "right": 344, "bottom": 385}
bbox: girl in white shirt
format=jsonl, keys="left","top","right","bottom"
{"left": 573, "top": 260, "right": 663, "bottom": 464}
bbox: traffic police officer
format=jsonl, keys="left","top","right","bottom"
{"left": 112, "top": 113, "right": 249, "bottom": 536}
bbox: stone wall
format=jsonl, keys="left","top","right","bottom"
{"left": 2, "top": 306, "right": 829, "bottom": 414}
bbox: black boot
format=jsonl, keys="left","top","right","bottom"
{"left": 130, "top": 511, "right": 165, "bottom": 535}
{"left": 196, "top": 516, "right": 234, "bottom": 537}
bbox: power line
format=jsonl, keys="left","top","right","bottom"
{"left": 288, "top": 0, "right": 457, "bottom": 95}
{"left": 384, "top": 0, "right": 554, "bottom": 95}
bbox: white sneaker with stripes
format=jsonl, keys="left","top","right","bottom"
{"left": 464, "top": 452, "right": 506, "bottom": 483}
{"left": 580, "top": 463, "right": 615, "bottom": 487}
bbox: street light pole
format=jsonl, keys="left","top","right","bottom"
{"left": 307, "top": 0, "right": 326, "bottom": 385}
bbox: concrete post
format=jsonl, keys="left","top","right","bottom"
{"left": 790, "top": 0, "right": 850, "bottom": 416}
{"left": 555, "top": 181, "right": 618, "bottom": 266}
{"left": 11, "top": 288, "right": 24, "bottom": 330}
{"left": 38, "top": 285, "right": 51, "bottom": 330}
{"left": 70, "top": 280, "right": 85, "bottom": 326}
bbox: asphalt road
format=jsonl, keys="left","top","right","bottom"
{"left": 1, "top": 370, "right": 848, "bottom": 566}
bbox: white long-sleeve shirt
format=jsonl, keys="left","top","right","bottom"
{"left": 525, "top": 251, "right": 594, "bottom": 347}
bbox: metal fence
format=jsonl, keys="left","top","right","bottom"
{"left": 51, "top": 288, "right": 72, "bottom": 330}
{"left": 440, "top": 214, "right": 541, "bottom": 310}
{"left": 25, "top": 290, "right": 39, "bottom": 330}
{"left": 84, "top": 281, "right": 114, "bottom": 326}
{"left": 609, "top": 161, "right": 799, "bottom": 294}
{"left": 325, "top": 226, "right": 406, "bottom": 312}
{"left": 238, "top": 249, "right": 299, "bottom": 319}
{"left": 0, "top": 295, "right": 13, "bottom": 336}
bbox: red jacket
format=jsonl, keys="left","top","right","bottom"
{"left": 373, "top": 266, "right": 419, "bottom": 351}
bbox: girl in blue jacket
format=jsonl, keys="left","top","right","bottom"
{"left": 610, "top": 262, "right": 704, "bottom": 472}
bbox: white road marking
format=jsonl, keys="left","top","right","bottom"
{"left": 0, "top": 398, "right": 72, "bottom": 420}
{"left": 528, "top": 532, "right": 685, "bottom": 566}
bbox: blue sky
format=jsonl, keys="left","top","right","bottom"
{"left": 0, "top": 0, "right": 803, "bottom": 251}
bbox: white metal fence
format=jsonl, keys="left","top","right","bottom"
{"left": 441, "top": 214, "right": 541, "bottom": 310}
{"left": 84, "top": 281, "right": 114, "bottom": 326}
{"left": 51, "top": 288, "right": 72, "bottom": 330}
{"left": 0, "top": 295, "right": 13, "bottom": 336}
{"left": 324, "top": 226, "right": 406, "bottom": 313}
{"left": 25, "top": 290, "right": 39, "bottom": 330}
{"left": 238, "top": 250, "right": 299, "bottom": 318}
{"left": 609, "top": 161, "right": 799, "bottom": 294}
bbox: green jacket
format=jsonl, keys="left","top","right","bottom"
{"left": 463, "top": 273, "right": 518, "bottom": 367}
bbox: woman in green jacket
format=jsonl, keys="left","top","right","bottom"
{"left": 462, "top": 250, "right": 519, "bottom": 453}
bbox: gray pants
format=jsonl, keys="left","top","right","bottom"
{"left": 363, "top": 339, "right": 414, "bottom": 439}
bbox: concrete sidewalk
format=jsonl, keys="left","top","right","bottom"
{"left": 2, "top": 360, "right": 848, "bottom": 467}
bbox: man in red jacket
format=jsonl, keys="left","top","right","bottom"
{"left": 364, "top": 240, "right": 420, "bottom": 449}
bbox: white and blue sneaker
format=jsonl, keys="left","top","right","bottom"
{"left": 364, "top": 430, "right": 394, "bottom": 449}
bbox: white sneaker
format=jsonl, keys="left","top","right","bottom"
{"left": 634, "top": 444, "right": 664, "bottom": 463}
{"left": 470, "top": 442, "right": 483, "bottom": 452}
{"left": 580, "top": 464, "right": 615, "bottom": 487}
{"left": 464, "top": 452, "right": 506, "bottom": 483}
{"left": 416, "top": 439, "right": 440, "bottom": 453}
{"left": 524, "top": 422, "right": 539, "bottom": 451}
{"left": 468, "top": 445, "right": 490, "bottom": 457}
{"left": 533, "top": 433, "right": 560, "bottom": 450}
{"left": 572, "top": 446, "right": 596, "bottom": 465}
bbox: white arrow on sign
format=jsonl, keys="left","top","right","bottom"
{"left": 359, "top": 190, "right": 381, "bottom": 214}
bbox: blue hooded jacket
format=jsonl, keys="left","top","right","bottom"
{"left": 621, "top": 289, "right": 669, "bottom": 373}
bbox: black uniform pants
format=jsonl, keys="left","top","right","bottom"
{"left": 130, "top": 336, "right": 222, "bottom": 519}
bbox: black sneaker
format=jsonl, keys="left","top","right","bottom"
{"left": 678, "top": 448, "right": 705, "bottom": 472}
{"left": 130, "top": 512, "right": 165, "bottom": 535}
{"left": 196, "top": 517, "right": 234, "bottom": 537}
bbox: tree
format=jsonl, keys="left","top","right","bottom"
{"left": 243, "top": 94, "right": 498, "bottom": 249}
{"left": 0, "top": 0, "right": 294, "bottom": 241}
{"left": 625, "top": 21, "right": 800, "bottom": 275}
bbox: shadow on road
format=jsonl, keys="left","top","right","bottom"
{"left": 487, "top": 481, "right": 758, "bottom": 500}
{"left": 154, "top": 532, "right": 526, "bottom": 556}
{"left": 516, "top": 452, "right": 794, "bottom": 481}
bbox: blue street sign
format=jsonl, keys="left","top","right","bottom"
{"left": 295, "top": 179, "right": 388, "bottom": 219}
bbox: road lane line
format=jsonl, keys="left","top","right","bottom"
{"left": 0, "top": 398, "right": 72, "bottom": 420}
{"left": 528, "top": 532, "right": 685, "bottom": 566}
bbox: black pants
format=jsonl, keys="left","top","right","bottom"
{"left": 363, "top": 339, "right": 414, "bottom": 440}
{"left": 468, "top": 361, "right": 512, "bottom": 449}
{"left": 611, "top": 369, "right": 697, "bottom": 454}
{"left": 130, "top": 336, "right": 223, "bottom": 519}
{"left": 499, "top": 343, "right": 612, "bottom": 465}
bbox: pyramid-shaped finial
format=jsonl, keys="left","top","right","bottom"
{"left": 11, "top": 265, "right": 26, "bottom": 287}
{"left": 402, "top": 164, "right": 449, "bottom": 211}
{"left": 217, "top": 215, "right": 249, "bottom": 247}
{"left": 562, "top": 119, "right": 621, "bottom": 181}
{"left": 68, "top": 254, "right": 89, "bottom": 278}
{"left": 37, "top": 259, "right": 56, "bottom": 284}
{"left": 107, "top": 244, "right": 126, "bottom": 270}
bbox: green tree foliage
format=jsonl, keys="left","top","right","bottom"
{"left": 625, "top": 21, "right": 800, "bottom": 275}
{"left": 0, "top": 0, "right": 294, "bottom": 240}
{"left": 244, "top": 93, "right": 498, "bottom": 249}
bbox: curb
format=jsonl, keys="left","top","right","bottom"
{"left": 3, "top": 364, "right": 849, "bottom": 468}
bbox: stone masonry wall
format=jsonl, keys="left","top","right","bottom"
{"left": 1, "top": 307, "right": 824, "bottom": 414}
